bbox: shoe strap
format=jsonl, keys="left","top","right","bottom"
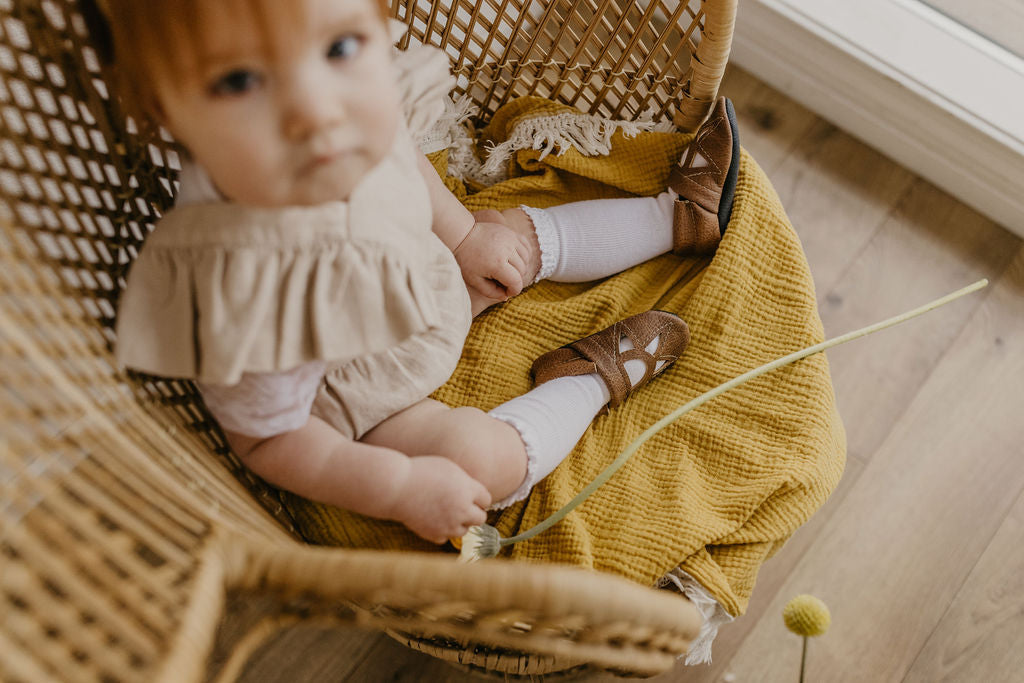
{"left": 672, "top": 198, "right": 722, "bottom": 255}
{"left": 567, "top": 317, "right": 668, "bottom": 409}
{"left": 569, "top": 322, "right": 633, "bottom": 409}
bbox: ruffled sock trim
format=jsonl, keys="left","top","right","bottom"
{"left": 484, "top": 409, "right": 540, "bottom": 509}
{"left": 520, "top": 205, "right": 559, "bottom": 284}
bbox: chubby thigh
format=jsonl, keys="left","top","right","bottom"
{"left": 361, "top": 398, "right": 528, "bottom": 503}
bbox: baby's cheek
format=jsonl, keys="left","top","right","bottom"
{"left": 207, "top": 151, "right": 287, "bottom": 205}
{"left": 360, "top": 78, "right": 403, "bottom": 155}
{"left": 372, "top": 106, "right": 401, "bottom": 160}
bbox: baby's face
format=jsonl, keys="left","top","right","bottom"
{"left": 154, "top": 0, "right": 400, "bottom": 207}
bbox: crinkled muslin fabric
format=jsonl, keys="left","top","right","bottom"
{"left": 281, "top": 97, "right": 846, "bottom": 619}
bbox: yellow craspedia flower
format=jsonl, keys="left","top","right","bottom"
{"left": 783, "top": 594, "right": 831, "bottom": 637}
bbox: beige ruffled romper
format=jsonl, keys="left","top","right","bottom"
{"left": 115, "top": 40, "right": 473, "bottom": 440}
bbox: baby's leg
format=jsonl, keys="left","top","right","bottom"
{"left": 520, "top": 192, "right": 676, "bottom": 283}
{"left": 364, "top": 380, "right": 605, "bottom": 510}
{"left": 361, "top": 399, "right": 528, "bottom": 503}
{"left": 364, "top": 309, "right": 688, "bottom": 509}
{"left": 501, "top": 97, "right": 739, "bottom": 285}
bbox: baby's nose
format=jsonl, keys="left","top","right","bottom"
{"left": 281, "top": 77, "right": 344, "bottom": 141}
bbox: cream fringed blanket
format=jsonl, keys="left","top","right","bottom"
{"left": 278, "top": 97, "right": 847, "bottom": 622}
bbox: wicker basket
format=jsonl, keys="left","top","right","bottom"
{"left": 0, "top": 0, "right": 735, "bottom": 679}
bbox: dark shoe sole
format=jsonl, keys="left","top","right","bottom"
{"left": 718, "top": 97, "right": 740, "bottom": 233}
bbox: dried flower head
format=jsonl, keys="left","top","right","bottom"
{"left": 457, "top": 524, "right": 502, "bottom": 563}
{"left": 783, "top": 594, "right": 831, "bottom": 637}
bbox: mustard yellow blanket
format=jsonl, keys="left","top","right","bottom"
{"left": 280, "top": 97, "right": 846, "bottom": 618}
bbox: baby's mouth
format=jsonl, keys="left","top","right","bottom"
{"left": 300, "top": 148, "right": 351, "bottom": 175}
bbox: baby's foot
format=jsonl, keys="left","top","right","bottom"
{"left": 668, "top": 97, "right": 740, "bottom": 255}
{"left": 530, "top": 310, "right": 690, "bottom": 414}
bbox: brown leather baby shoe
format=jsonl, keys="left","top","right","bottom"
{"left": 531, "top": 310, "right": 690, "bottom": 413}
{"left": 667, "top": 96, "right": 740, "bottom": 256}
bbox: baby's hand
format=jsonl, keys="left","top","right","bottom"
{"left": 455, "top": 213, "right": 533, "bottom": 315}
{"left": 390, "top": 456, "right": 491, "bottom": 543}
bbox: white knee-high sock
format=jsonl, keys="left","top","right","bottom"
{"left": 523, "top": 191, "right": 676, "bottom": 283}
{"left": 488, "top": 335, "right": 665, "bottom": 508}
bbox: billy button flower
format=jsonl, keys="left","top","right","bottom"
{"left": 784, "top": 594, "right": 831, "bottom": 683}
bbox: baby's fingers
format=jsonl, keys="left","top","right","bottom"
{"left": 472, "top": 483, "right": 492, "bottom": 513}
{"left": 466, "top": 504, "right": 487, "bottom": 528}
{"left": 507, "top": 250, "right": 529, "bottom": 285}
{"left": 494, "top": 260, "right": 525, "bottom": 297}
{"left": 471, "top": 274, "right": 508, "bottom": 300}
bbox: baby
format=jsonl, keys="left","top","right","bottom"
{"left": 96, "top": 0, "right": 737, "bottom": 543}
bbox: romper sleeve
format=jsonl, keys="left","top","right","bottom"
{"left": 389, "top": 21, "right": 457, "bottom": 142}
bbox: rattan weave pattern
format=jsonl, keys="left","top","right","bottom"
{"left": 1, "top": 0, "right": 734, "bottom": 679}
{"left": 1, "top": 219, "right": 290, "bottom": 682}
{"left": 392, "top": 0, "right": 734, "bottom": 129}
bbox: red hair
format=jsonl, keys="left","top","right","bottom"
{"left": 83, "top": 0, "right": 391, "bottom": 129}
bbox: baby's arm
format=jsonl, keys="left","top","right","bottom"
{"left": 413, "top": 150, "right": 474, "bottom": 251}
{"left": 413, "top": 150, "right": 537, "bottom": 313}
{"left": 227, "top": 417, "right": 490, "bottom": 543}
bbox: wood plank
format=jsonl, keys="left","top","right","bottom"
{"left": 236, "top": 626, "right": 382, "bottom": 682}
{"left": 768, "top": 120, "right": 917, "bottom": 296}
{"left": 714, "top": 246, "right": 1024, "bottom": 682}
{"left": 820, "top": 179, "right": 1018, "bottom": 462}
{"left": 903, "top": 484, "right": 1024, "bottom": 681}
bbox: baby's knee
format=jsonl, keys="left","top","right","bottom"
{"left": 439, "top": 406, "right": 512, "bottom": 465}
{"left": 439, "top": 407, "right": 527, "bottom": 493}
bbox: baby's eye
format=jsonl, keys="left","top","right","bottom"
{"left": 209, "top": 69, "right": 263, "bottom": 97}
{"left": 327, "top": 35, "right": 362, "bottom": 61}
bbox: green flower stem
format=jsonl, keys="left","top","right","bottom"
{"left": 800, "top": 636, "right": 808, "bottom": 683}
{"left": 500, "top": 279, "right": 988, "bottom": 547}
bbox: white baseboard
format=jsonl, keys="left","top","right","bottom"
{"left": 731, "top": 0, "right": 1024, "bottom": 237}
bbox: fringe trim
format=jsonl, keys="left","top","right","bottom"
{"left": 660, "top": 568, "right": 735, "bottom": 665}
{"left": 476, "top": 111, "right": 656, "bottom": 184}
{"left": 418, "top": 94, "right": 478, "bottom": 156}
{"left": 426, "top": 96, "right": 673, "bottom": 186}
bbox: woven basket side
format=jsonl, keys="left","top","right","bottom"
{"left": 192, "top": 542, "right": 703, "bottom": 681}
{"left": 393, "top": 0, "right": 735, "bottom": 129}
{"left": 0, "top": 219, "right": 297, "bottom": 683}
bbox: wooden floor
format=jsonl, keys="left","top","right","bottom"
{"left": 237, "top": 65, "right": 1024, "bottom": 682}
